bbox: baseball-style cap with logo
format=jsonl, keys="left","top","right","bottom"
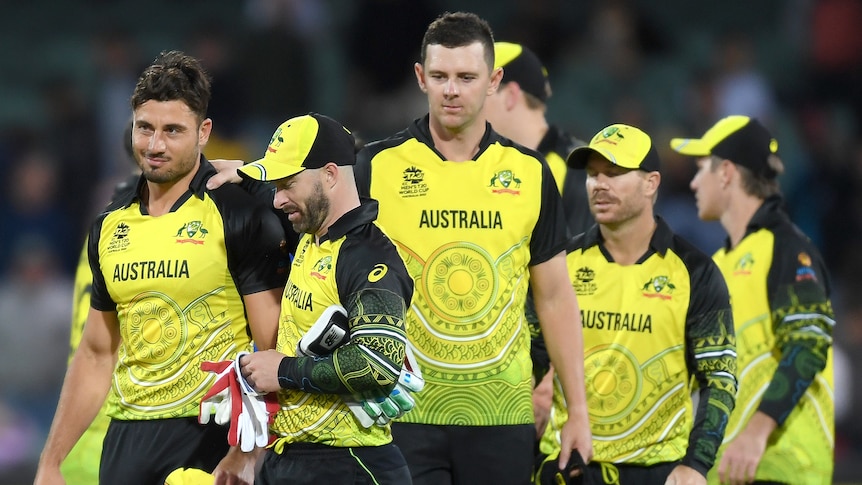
{"left": 566, "top": 124, "right": 661, "bottom": 173}
{"left": 669, "top": 115, "right": 779, "bottom": 178}
{"left": 238, "top": 112, "right": 356, "bottom": 182}
{"left": 494, "top": 42, "right": 551, "bottom": 103}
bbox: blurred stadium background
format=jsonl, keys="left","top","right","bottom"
{"left": 1, "top": 0, "right": 860, "bottom": 482}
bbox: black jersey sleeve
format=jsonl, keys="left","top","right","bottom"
{"left": 213, "top": 184, "right": 289, "bottom": 295}
{"left": 88, "top": 212, "right": 115, "bottom": 312}
{"left": 529, "top": 158, "right": 570, "bottom": 265}
{"left": 682, "top": 242, "right": 738, "bottom": 476}
{"left": 759, "top": 227, "right": 834, "bottom": 425}
{"left": 354, "top": 146, "right": 373, "bottom": 198}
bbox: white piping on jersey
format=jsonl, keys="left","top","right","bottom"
{"left": 783, "top": 313, "right": 835, "bottom": 327}
{"left": 696, "top": 348, "right": 738, "bottom": 360}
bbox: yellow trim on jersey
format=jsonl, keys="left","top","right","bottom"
{"left": 545, "top": 150, "right": 567, "bottom": 196}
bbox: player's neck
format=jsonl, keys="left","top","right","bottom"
{"left": 600, "top": 211, "right": 657, "bottom": 265}
{"left": 144, "top": 162, "right": 199, "bottom": 217}
{"left": 511, "top": 109, "right": 548, "bottom": 151}
{"left": 315, "top": 187, "right": 361, "bottom": 245}
{"left": 721, "top": 192, "right": 763, "bottom": 249}
{"left": 429, "top": 116, "right": 485, "bottom": 162}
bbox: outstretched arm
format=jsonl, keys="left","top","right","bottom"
{"left": 530, "top": 252, "right": 593, "bottom": 469}
{"left": 35, "top": 309, "right": 119, "bottom": 485}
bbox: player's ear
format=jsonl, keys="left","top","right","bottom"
{"left": 644, "top": 171, "right": 660, "bottom": 199}
{"left": 414, "top": 62, "right": 427, "bottom": 93}
{"left": 199, "top": 118, "right": 213, "bottom": 146}
{"left": 487, "top": 67, "right": 503, "bottom": 96}
{"left": 504, "top": 82, "right": 520, "bottom": 110}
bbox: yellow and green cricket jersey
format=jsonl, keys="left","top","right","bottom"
{"left": 269, "top": 200, "right": 414, "bottom": 450}
{"left": 355, "top": 116, "right": 569, "bottom": 426}
{"left": 540, "top": 218, "right": 737, "bottom": 475}
{"left": 89, "top": 159, "right": 288, "bottom": 421}
{"left": 708, "top": 196, "right": 834, "bottom": 484}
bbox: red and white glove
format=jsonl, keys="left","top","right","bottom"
{"left": 233, "top": 351, "right": 280, "bottom": 451}
{"left": 199, "top": 359, "right": 242, "bottom": 440}
{"left": 199, "top": 355, "right": 278, "bottom": 452}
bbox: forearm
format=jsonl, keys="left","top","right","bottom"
{"left": 536, "top": 299, "right": 587, "bottom": 418}
{"left": 278, "top": 339, "right": 403, "bottom": 396}
{"left": 685, "top": 307, "right": 737, "bottom": 474}
{"left": 244, "top": 288, "right": 283, "bottom": 351}
{"left": 684, "top": 383, "right": 736, "bottom": 476}
{"left": 39, "top": 349, "right": 113, "bottom": 467}
{"left": 758, "top": 341, "right": 827, "bottom": 424}
{"left": 762, "top": 282, "right": 834, "bottom": 424}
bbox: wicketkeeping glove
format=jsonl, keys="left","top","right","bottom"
{"left": 366, "top": 342, "right": 424, "bottom": 426}
{"left": 295, "top": 304, "right": 425, "bottom": 428}
{"left": 199, "top": 359, "right": 242, "bottom": 443}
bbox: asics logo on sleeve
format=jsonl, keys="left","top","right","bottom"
{"left": 368, "top": 264, "right": 388, "bottom": 282}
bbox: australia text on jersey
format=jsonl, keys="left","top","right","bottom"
{"left": 418, "top": 209, "right": 503, "bottom": 229}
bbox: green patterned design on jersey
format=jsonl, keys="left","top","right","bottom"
{"left": 408, "top": 239, "right": 527, "bottom": 379}
{"left": 709, "top": 229, "right": 834, "bottom": 484}
{"left": 270, "top": 232, "right": 400, "bottom": 448}
{"left": 542, "top": 241, "right": 721, "bottom": 465}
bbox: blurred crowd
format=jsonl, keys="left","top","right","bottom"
{"left": 1, "top": 0, "right": 861, "bottom": 481}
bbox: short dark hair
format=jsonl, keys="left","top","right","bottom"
{"left": 420, "top": 12, "right": 495, "bottom": 70}
{"left": 130, "top": 50, "right": 211, "bottom": 123}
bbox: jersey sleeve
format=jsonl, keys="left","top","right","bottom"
{"left": 529, "top": 158, "right": 570, "bottom": 265}
{"left": 278, "top": 225, "right": 414, "bottom": 396}
{"left": 759, "top": 233, "right": 835, "bottom": 425}
{"left": 354, "top": 146, "right": 373, "bottom": 198}
{"left": 683, "top": 253, "right": 738, "bottom": 475}
{"left": 218, "top": 186, "right": 290, "bottom": 295}
{"left": 88, "top": 214, "right": 116, "bottom": 312}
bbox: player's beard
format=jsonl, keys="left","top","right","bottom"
{"left": 293, "top": 179, "right": 330, "bottom": 235}
{"left": 138, "top": 146, "right": 199, "bottom": 184}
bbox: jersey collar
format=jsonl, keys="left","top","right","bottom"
{"left": 120, "top": 155, "right": 214, "bottom": 208}
{"left": 319, "top": 198, "right": 380, "bottom": 244}
{"left": 190, "top": 156, "right": 216, "bottom": 199}
{"left": 537, "top": 125, "right": 587, "bottom": 160}
{"left": 728, "top": 194, "right": 790, "bottom": 248}
{"left": 409, "top": 114, "right": 502, "bottom": 161}
{"left": 580, "top": 215, "right": 674, "bottom": 261}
